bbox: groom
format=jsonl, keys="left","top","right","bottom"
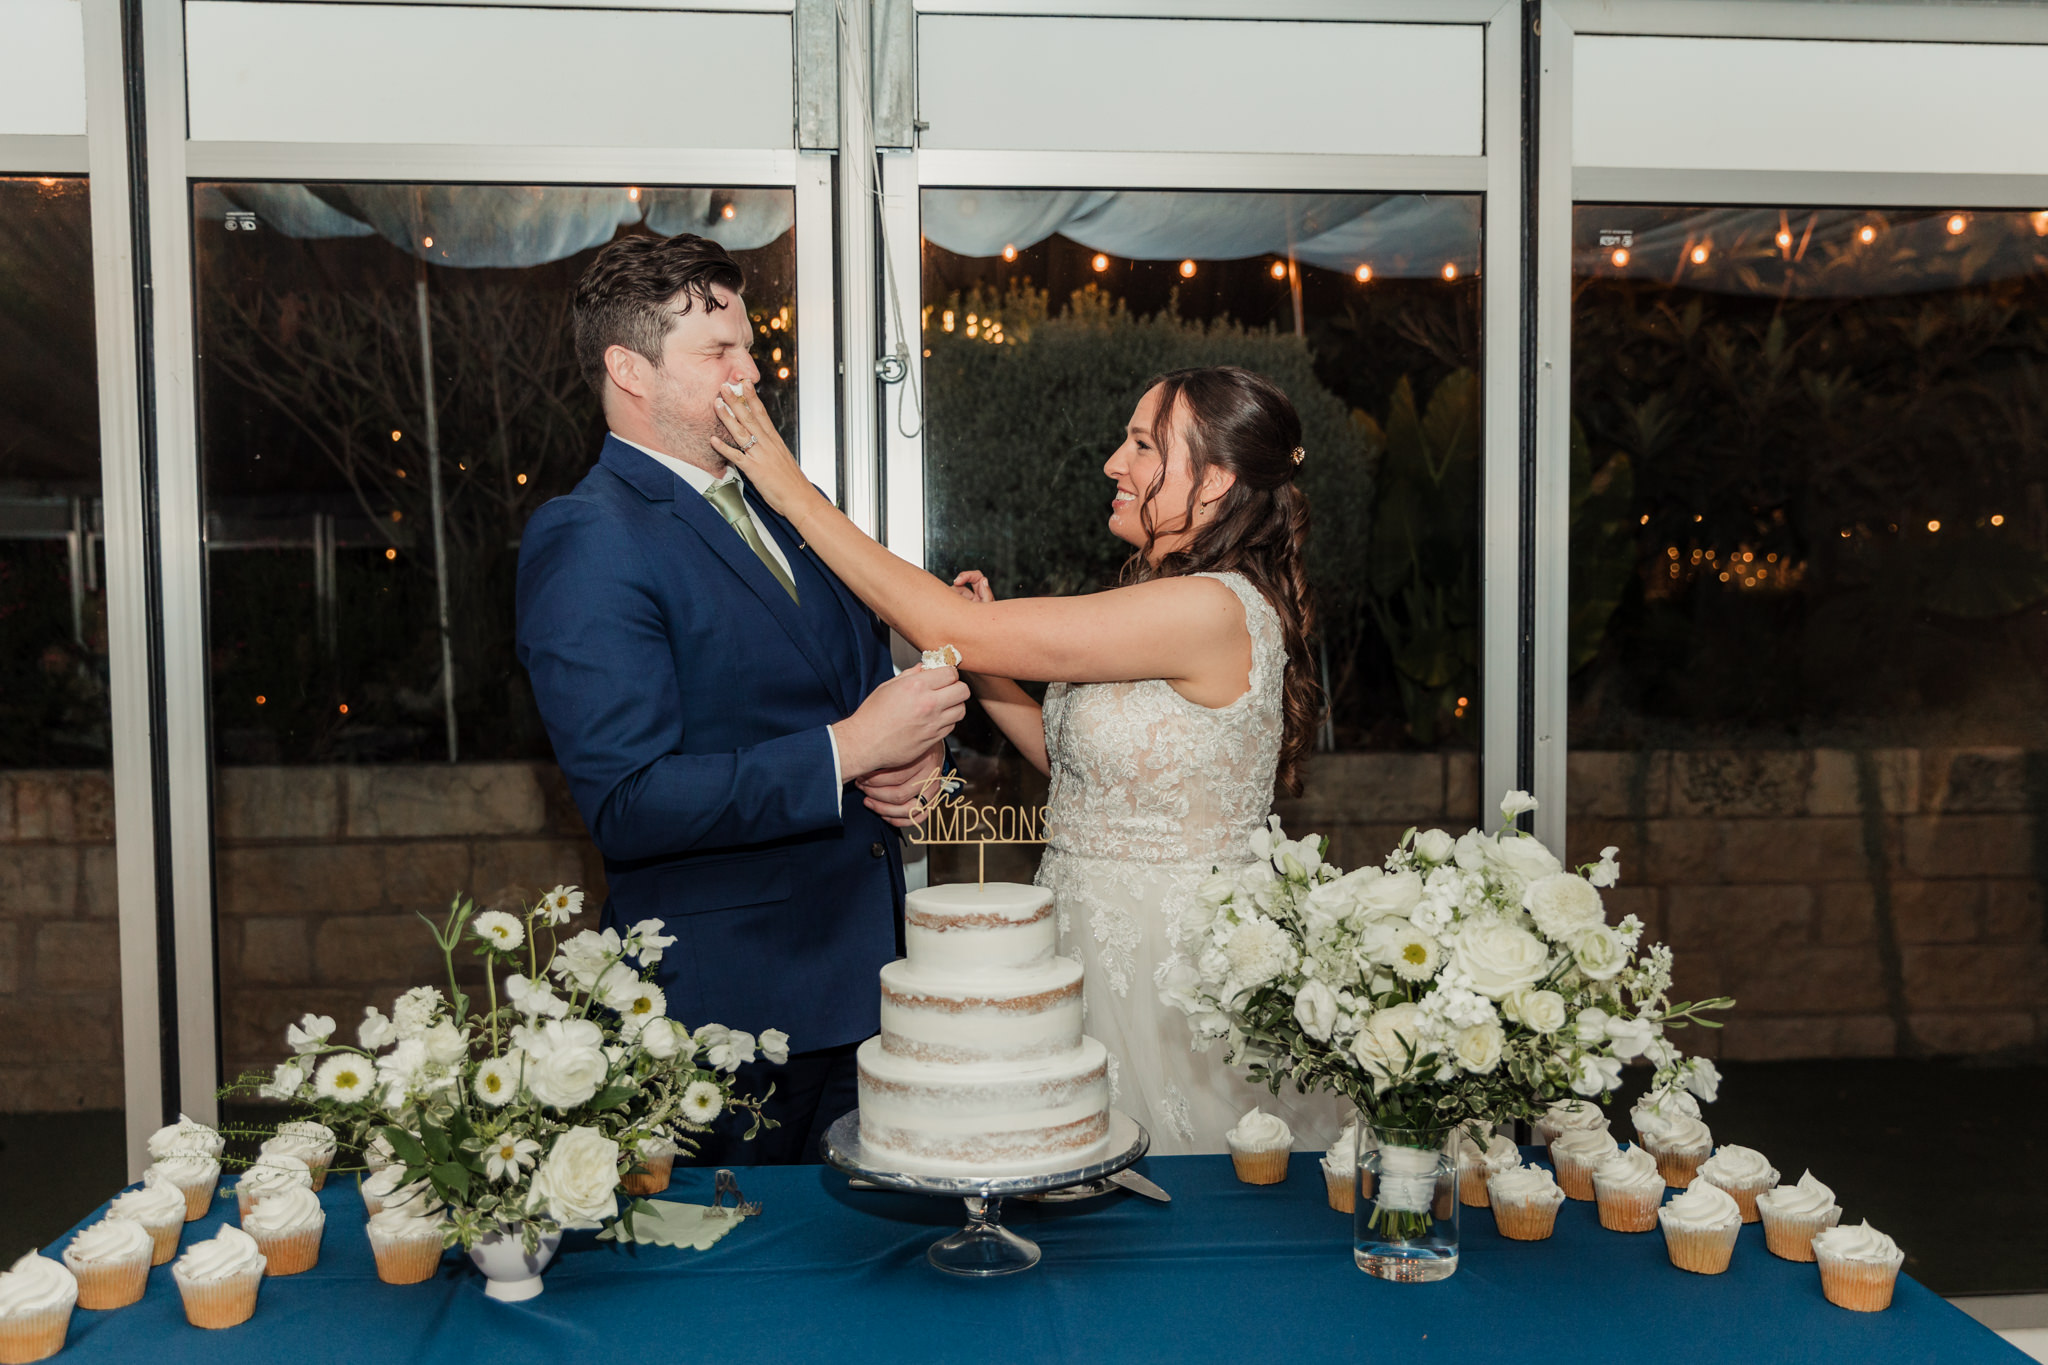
{"left": 516, "top": 232, "right": 966, "bottom": 1164}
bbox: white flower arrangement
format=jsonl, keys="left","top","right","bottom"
{"left": 1162, "top": 793, "right": 1732, "bottom": 1235}
{"left": 240, "top": 890, "right": 780, "bottom": 1252}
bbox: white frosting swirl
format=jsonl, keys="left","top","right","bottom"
{"left": 368, "top": 1190, "right": 447, "bottom": 1240}
{"left": 1699, "top": 1144, "right": 1779, "bottom": 1189}
{"left": 1542, "top": 1099, "right": 1608, "bottom": 1134}
{"left": 1594, "top": 1144, "right": 1663, "bottom": 1192}
{"left": 0, "top": 1252, "right": 76, "bottom": 1318}
{"left": 1813, "top": 1219, "right": 1902, "bottom": 1265}
{"left": 108, "top": 1180, "right": 188, "bottom": 1226}
{"left": 1660, "top": 1179, "right": 1741, "bottom": 1231}
{"left": 239, "top": 1153, "right": 313, "bottom": 1196}
{"left": 361, "top": 1165, "right": 409, "bottom": 1203}
{"left": 172, "top": 1225, "right": 266, "bottom": 1282}
{"left": 243, "top": 1185, "right": 324, "bottom": 1237}
{"left": 1489, "top": 1164, "right": 1565, "bottom": 1205}
{"left": 1227, "top": 1107, "right": 1292, "bottom": 1150}
{"left": 149, "top": 1152, "right": 220, "bottom": 1186}
{"left": 1321, "top": 1117, "right": 1364, "bottom": 1174}
{"left": 1635, "top": 1111, "right": 1712, "bottom": 1156}
{"left": 1631, "top": 1087, "right": 1701, "bottom": 1128}
{"left": 62, "top": 1218, "right": 153, "bottom": 1265}
{"left": 1551, "top": 1127, "right": 1619, "bottom": 1165}
{"left": 147, "top": 1113, "right": 224, "bottom": 1161}
{"left": 363, "top": 1133, "right": 398, "bottom": 1171}
{"left": 260, "top": 1131, "right": 334, "bottom": 1166}
{"left": 1758, "top": 1170, "right": 1838, "bottom": 1219}
{"left": 1481, "top": 1133, "right": 1521, "bottom": 1175}
{"left": 275, "top": 1119, "right": 335, "bottom": 1144}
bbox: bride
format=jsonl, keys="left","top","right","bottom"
{"left": 716, "top": 364, "right": 1348, "bottom": 1155}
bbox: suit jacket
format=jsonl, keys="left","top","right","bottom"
{"left": 515, "top": 433, "right": 903, "bottom": 1050}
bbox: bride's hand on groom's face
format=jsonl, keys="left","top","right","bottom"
{"left": 712, "top": 380, "right": 804, "bottom": 509}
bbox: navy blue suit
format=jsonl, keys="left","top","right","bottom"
{"left": 515, "top": 434, "right": 903, "bottom": 1060}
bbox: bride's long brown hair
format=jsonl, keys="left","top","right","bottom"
{"left": 1123, "top": 366, "right": 1320, "bottom": 796}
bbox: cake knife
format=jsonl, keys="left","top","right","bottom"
{"left": 1107, "top": 1169, "right": 1171, "bottom": 1203}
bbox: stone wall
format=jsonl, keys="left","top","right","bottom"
{"left": 4, "top": 748, "right": 2043, "bottom": 1112}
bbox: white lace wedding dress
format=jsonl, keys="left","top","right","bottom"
{"left": 1034, "top": 571, "right": 1350, "bottom": 1157}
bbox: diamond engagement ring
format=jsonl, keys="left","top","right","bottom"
{"left": 741, "top": 435, "right": 758, "bottom": 452}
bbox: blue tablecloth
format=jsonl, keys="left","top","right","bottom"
{"left": 43, "top": 1152, "right": 2022, "bottom": 1365}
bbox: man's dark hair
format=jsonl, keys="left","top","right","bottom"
{"left": 572, "top": 232, "right": 746, "bottom": 397}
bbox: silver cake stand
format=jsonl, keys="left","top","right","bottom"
{"left": 820, "top": 1109, "right": 1150, "bottom": 1277}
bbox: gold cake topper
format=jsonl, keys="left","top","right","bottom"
{"left": 904, "top": 768, "right": 1048, "bottom": 887}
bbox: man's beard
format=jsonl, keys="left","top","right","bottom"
{"left": 646, "top": 385, "right": 723, "bottom": 471}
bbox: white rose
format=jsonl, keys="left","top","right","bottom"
{"left": 420, "top": 1019, "right": 471, "bottom": 1066}
{"left": 758, "top": 1029, "right": 791, "bottom": 1067}
{"left": 1491, "top": 833, "right": 1563, "bottom": 884}
{"left": 1573, "top": 925, "right": 1628, "bottom": 980}
{"left": 1350, "top": 1003, "right": 1428, "bottom": 1090}
{"left": 1524, "top": 872, "right": 1605, "bottom": 943}
{"left": 1503, "top": 987, "right": 1566, "bottom": 1034}
{"left": 1292, "top": 979, "right": 1340, "bottom": 1042}
{"left": 1452, "top": 1021, "right": 1504, "bottom": 1074}
{"left": 1302, "top": 880, "right": 1356, "bottom": 931}
{"left": 526, "top": 1126, "right": 621, "bottom": 1228}
{"left": 1413, "top": 828, "right": 1456, "bottom": 865}
{"left": 1450, "top": 920, "right": 1550, "bottom": 999}
{"left": 551, "top": 928, "right": 622, "bottom": 991}
{"left": 526, "top": 1023, "right": 610, "bottom": 1109}
{"left": 1357, "top": 869, "right": 1423, "bottom": 918}
{"left": 636, "top": 1017, "right": 688, "bottom": 1062}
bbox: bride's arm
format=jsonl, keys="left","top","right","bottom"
{"left": 716, "top": 384, "right": 1246, "bottom": 690}
{"left": 948, "top": 571, "right": 1049, "bottom": 776}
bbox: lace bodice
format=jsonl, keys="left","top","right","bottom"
{"left": 1041, "top": 572, "right": 1284, "bottom": 868}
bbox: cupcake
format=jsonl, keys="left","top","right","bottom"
{"left": 366, "top": 1192, "right": 449, "bottom": 1285}
{"left": 237, "top": 1153, "right": 314, "bottom": 1219}
{"left": 622, "top": 1136, "right": 675, "bottom": 1197}
{"left": 107, "top": 1179, "right": 187, "bottom": 1266}
{"left": 1533, "top": 1099, "right": 1608, "bottom": 1149}
{"left": 0, "top": 1251, "right": 76, "bottom": 1364}
{"left": 60, "top": 1219, "right": 153, "bottom": 1311}
{"left": 360, "top": 1165, "right": 412, "bottom": 1217}
{"left": 243, "top": 1186, "right": 324, "bottom": 1277}
{"left": 1697, "top": 1144, "right": 1779, "bottom": 1223}
{"left": 362, "top": 1132, "right": 397, "bottom": 1175}
{"left": 1756, "top": 1170, "right": 1843, "bottom": 1262}
{"left": 1225, "top": 1107, "right": 1293, "bottom": 1185}
{"left": 148, "top": 1152, "right": 223, "bottom": 1223}
{"left": 1591, "top": 1144, "right": 1663, "bottom": 1232}
{"left": 1550, "top": 1127, "right": 1619, "bottom": 1202}
{"left": 1658, "top": 1179, "right": 1742, "bottom": 1274}
{"left": 1487, "top": 1164, "right": 1567, "bottom": 1241}
{"left": 171, "top": 1225, "right": 266, "bottom": 1330}
{"left": 262, "top": 1123, "right": 337, "bottom": 1191}
{"left": 147, "top": 1113, "right": 225, "bottom": 1163}
{"left": 1321, "top": 1117, "right": 1370, "bottom": 1212}
{"left": 1635, "top": 1110, "right": 1713, "bottom": 1189}
{"left": 1629, "top": 1085, "right": 1700, "bottom": 1141}
{"left": 1813, "top": 1220, "right": 1906, "bottom": 1312}
{"left": 1456, "top": 1131, "right": 1519, "bottom": 1208}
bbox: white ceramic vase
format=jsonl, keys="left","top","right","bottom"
{"left": 468, "top": 1226, "right": 562, "bottom": 1302}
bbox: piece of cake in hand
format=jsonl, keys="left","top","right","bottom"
{"left": 1636, "top": 1109, "right": 1713, "bottom": 1189}
{"left": 242, "top": 1186, "right": 325, "bottom": 1277}
{"left": 236, "top": 1153, "right": 313, "bottom": 1218}
{"left": 1697, "top": 1144, "right": 1779, "bottom": 1223}
{"left": 148, "top": 1153, "right": 222, "bottom": 1223}
{"left": 1455, "top": 1130, "right": 1518, "bottom": 1208}
{"left": 1658, "top": 1179, "right": 1742, "bottom": 1274}
{"left": 1227, "top": 1107, "right": 1293, "bottom": 1185}
{"left": 1550, "top": 1127, "right": 1618, "bottom": 1202}
{"left": 1323, "top": 1117, "right": 1369, "bottom": 1211}
{"left": 106, "top": 1179, "right": 187, "bottom": 1266}
{"left": 1488, "top": 1164, "right": 1567, "bottom": 1241}
{"left": 171, "top": 1225, "right": 266, "bottom": 1330}
{"left": 1813, "top": 1220, "right": 1906, "bottom": 1312}
{"left": 1590, "top": 1143, "right": 1662, "bottom": 1232}
{"left": 1755, "top": 1170, "right": 1842, "bottom": 1262}
{"left": 60, "top": 1219, "right": 153, "bottom": 1311}
{"left": 0, "top": 1251, "right": 76, "bottom": 1364}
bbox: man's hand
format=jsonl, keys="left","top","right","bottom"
{"left": 832, "top": 668, "right": 967, "bottom": 786}
{"left": 858, "top": 743, "right": 947, "bottom": 829}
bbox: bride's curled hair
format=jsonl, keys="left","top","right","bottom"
{"left": 1125, "top": 365, "right": 1320, "bottom": 797}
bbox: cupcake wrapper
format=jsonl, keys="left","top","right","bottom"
{"left": 1817, "top": 1248, "right": 1903, "bottom": 1312}
{"left": 171, "top": 1175, "right": 218, "bottom": 1223}
{"left": 251, "top": 1221, "right": 324, "bottom": 1277}
{"left": 0, "top": 1300, "right": 73, "bottom": 1364}
{"left": 66, "top": 1255, "right": 150, "bottom": 1311}
{"left": 174, "top": 1267, "right": 262, "bottom": 1329}
{"left": 1701, "top": 1174, "right": 1773, "bottom": 1223}
{"left": 1660, "top": 1218, "right": 1739, "bottom": 1274}
{"left": 1230, "top": 1149, "right": 1289, "bottom": 1185}
{"left": 1647, "top": 1145, "right": 1707, "bottom": 1189}
{"left": 1323, "top": 1168, "right": 1355, "bottom": 1213}
{"left": 1552, "top": 1155, "right": 1599, "bottom": 1202}
{"left": 1593, "top": 1182, "right": 1660, "bottom": 1232}
{"left": 1492, "top": 1196, "right": 1562, "bottom": 1242}
{"left": 1457, "top": 1165, "right": 1491, "bottom": 1208}
{"left": 304, "top": 1159, "right": 331, "bottom": 1193}
{"left": 370, "top": 1230, "right": 447, "bottom": 1285}
{"left": 130, "top": 1217, "right": 181, "bottom": 1266}
{"left": 1760, "top": 1205, "right": 1842, "bottom": 1262}
{"left": 621, "top": 1152, "right": 675, "bottom": 1198}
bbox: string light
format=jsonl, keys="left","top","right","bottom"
{"left": 777, "top": 367, "right": 790, "bottom": 379}
{"left": 390, "top": 430, "right": 402, "bottom": 441}
{"left": 1001, "top": 244, "right": 1017, "bottom": 262}
{"left": 1858, "top": 225, "right": 1877, "bottom": 244}
{"left": 1927, "top": 519, "right": 1941, "bottom": 532}
{"left": 1690, "top": 244, "right": 1710, "bottom": 264}
{"left": 339, "top": 703, "right": 350, "bottom": 714}
{"left": 1776, "top": 229, "right": 1793, "bottom": 249}
{"left": 255, "top": 695, "right": 266, "bottom": 705}
{"left": 422, "top": 236, "right": 433, "bottom": 247}
{"left": 516, "top": 473, "right": 528, "bottom": 485}
{"left": 1945, "top": 214, "right": 1967, "bottom": 235}
{"left": 2032, "top": 211, "right": 2048, "bottom": 237}
{"left": 1641, "top": 514, "right": 1651, "bottom": 525}
{"left": 36, "top": 177, "right": 56, "bottom": 187}
{"left": 721, "top": 204, "right": 736, "bottom": 219}
{"left": 395, "top": 469, "right": 406, "bottom": 478}
{"left": 1354, "top": 264, "right": 1373, "bottom": 283}
{"left": 1093, "top": 254, "right": 1111, "bottom": 273}
{"left": 1992, "top": 514, "right": 2006, "bottom": 526}
{"left": 628, "top": 186, "right": 640, "bottom": 201}
{"left": 1179, "top": 260, "right": 1197, "bottom": 278}
{"left": 1269, "top": 261, "right": 1287, "bottom": 279}
{"left": 1441, "top": 263, "right": 1459, "bottom": 281}
{"left": 1610, "top": 248, "right": 1630, "bottom": 267}
{"left": 771, "top": 347, "right": 782, "bottom": 363}
{"left": 385, "top": 548, "right": 397, "bottom": 560}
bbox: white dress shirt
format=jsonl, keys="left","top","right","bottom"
{"left": 613, "top": 433, "right": 845, "bottom": 804}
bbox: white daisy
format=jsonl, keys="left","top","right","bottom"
{"left": 1386, "top": 925, "right": 1443, "bottom": 982}
{"left": 312, "top": 1053, "right": 373, "bottom": 1103}
{"left": 473, "top": 1054, "right": 523, "bottom": 1108}
{"left": 679, "top": 1080, "right": 724, "bottom": 1126}
{"left": 540, "top": 885, "right": 585, "bottom": 926}
{"left": 485, "top": 1134, "right": 541, "bottom": 1183}
{"left": 472, "top": 910, "right": 525, "bottom": 953}
{"left": 612, "top": 981, "right": 667, "bottom": 1033}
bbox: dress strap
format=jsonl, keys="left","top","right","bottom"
{"left": 1190, "top": 571, "right": 1283, "bottom": 695}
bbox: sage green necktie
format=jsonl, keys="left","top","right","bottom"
{"left": 703, "top": 477, "right": 799, "bottom": 604}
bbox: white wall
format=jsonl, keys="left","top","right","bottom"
{"left": 0, "top": 0, "right": 87, "bottom": 136}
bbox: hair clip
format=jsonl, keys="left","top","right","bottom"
{"left": 1290, "top": 447, "right": 1306, "bottom": 465}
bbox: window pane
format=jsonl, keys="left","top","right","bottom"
{"left": 0, "top": 175, "right": 124, "bottom": 1257}
{"left": 920, "top": 188, "right": 1482, "bottom": 876}
{"left": 1568, "top": 204, "right": 2048, "bottom": 1293}
{"left": 192, "top": 182, "right": 794, "bottom": 1086}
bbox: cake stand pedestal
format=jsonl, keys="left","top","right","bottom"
{"left": 820, "top": 1110, "right": 1150, "bottom": 1277}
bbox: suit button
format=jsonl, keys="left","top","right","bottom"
{"left": 870, "top": 842, "right": 886, "bottom": 858}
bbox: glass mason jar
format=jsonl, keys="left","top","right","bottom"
{"left": 1355, "top": 1124, "right": 1459, "bottom": 1281}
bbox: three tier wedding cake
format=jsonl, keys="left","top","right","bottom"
{"left": 856, "top": 881, "right": 1111, "bottom": 1175}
